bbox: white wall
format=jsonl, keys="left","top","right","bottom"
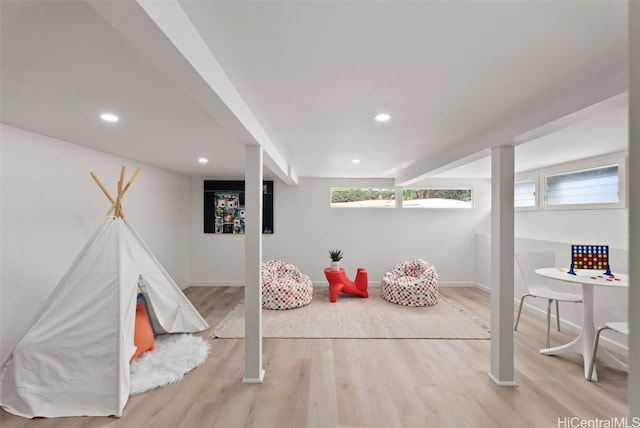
{"left": 473, "top": 134, "right": 630, "bottom": 355}
{"left": 476, "top": 203, "right": 630, "bottom": 354}
{"left": 515, "top": 209, "right": 628, "bottom": 250}
{"left": 513, "top": 201, "right": 629, "bottom": 348}
{"left": 190, "top": 176, "right": 492, "bottom": 286}
{"left": 3, "top": 123, "right": 629, "bottom": 362}
{"left": 0, "top": 125, "right": 191, "bottom": 363}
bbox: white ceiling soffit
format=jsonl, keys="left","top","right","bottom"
{"left": 178, "top": 0, "right": 628, "bottom": 183}
{"left": 90, "top": 0, "right": 297, "bottom": 185}
{"left": 433, "top": 102, "right": 629, "bottom": 179}
{"left": 0, "top": 1, "right": 628, "bottom": 182}
{"left": 1, "top": 0, "right": 296, "bottom": 183}
{"left": 0, "top": 1, "right": 239, "bottom": 178}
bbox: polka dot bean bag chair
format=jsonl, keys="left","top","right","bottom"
{"left": 262, "top": 260, "right": 313, "bottom": 310}
{"left": 381, "top": 259, "right": 439, "bottom": 307}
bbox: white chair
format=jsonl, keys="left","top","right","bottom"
{"left": 587, "top": 322, "right": 629, "bottom": 382}
{"left": 514, "top": 251, "right": 583, "bottom": 348}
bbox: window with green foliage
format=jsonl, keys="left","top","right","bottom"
{"left": 330, "top": 187, "right": 396, "bottom": 208}
{"left": 401, "top": 188, "right": 472, "bottom": 208}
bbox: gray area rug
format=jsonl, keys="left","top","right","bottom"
{"left": 211, "top": 288, "right": 490, "bottom": 339}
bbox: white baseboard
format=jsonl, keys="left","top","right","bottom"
{"left": 473, "top": 282, "right": 492, "bottom": 292}
{"left": 242, "top": 369, "right": 265, "bottom": 384}
{"left": 488, "top": 372, "right": 518, "bottom": 387}
{"left": 186, "top": 281, "right": 245, "bottom": 287}
{"left": 309, "top": 281, "right": 481, "bottom": 288}
{"left": 187, "top": 280, "right": 486, "bottom": 289}
{"left": 440, "top": 281, "right": 483, "bottom": 288}
{"left": 311, "top": 282, "right": 330, "bottom": 288}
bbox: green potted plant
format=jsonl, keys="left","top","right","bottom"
{"left": 329, "top": 249, "right": 343, "bottom": 271}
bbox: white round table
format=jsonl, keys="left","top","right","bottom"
{"left": 535, "top": 267, "right": 628, "bottom": 381}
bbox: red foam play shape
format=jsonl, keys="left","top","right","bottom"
{"left": 324, "top": 268, "right": 369, "bottom": 302}
{"left": 131, "top": 303, "right": 155, "bottom": 363}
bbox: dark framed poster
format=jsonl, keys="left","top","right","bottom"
{"left": 204, "top": 180, "right": 274, "bottom": 234}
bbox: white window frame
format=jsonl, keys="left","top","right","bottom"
{"left": 330, "top": 187, "right": 396, "bottom": 208}
{"left": 514, "top": 173, "right": 539, "bottom": 211}
{"left": 540, "top": 152, "right": 627, "bottom": 211}
{"left": 400, "top": 187, "right": 474, "bottom": 209}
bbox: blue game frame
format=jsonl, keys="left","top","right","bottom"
{"left": 568, "top": 244, "right": 613, "bottom": 276}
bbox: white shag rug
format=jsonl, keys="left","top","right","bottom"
{"left": 129, "top": 334, "right": 210, "bottom": 396}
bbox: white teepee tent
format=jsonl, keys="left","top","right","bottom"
{"left": 0, "top": 167, "right": 209, "bottom": 418}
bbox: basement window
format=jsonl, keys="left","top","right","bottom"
{"left": 539, "top": 152, "right": 627, "bottom": 210}
{"left": 330, "top": 187, "right": 395, "bottom": 208}
{"left": 401, "top": 188, "right": 473, "bottom": 209}
{"left": 544, "top": 164, "right": 622, "bottom": 209}
{"left": 514, "top": 178, "right": 537, "bottom": 209}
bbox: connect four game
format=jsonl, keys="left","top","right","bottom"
{"left": 568, "top": 245, "right": 613, "bottom": 276}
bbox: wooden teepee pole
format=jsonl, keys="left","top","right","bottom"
{"left": 91, "top": 166, "right": 141, "bottom": 218}
{"left": 90, "top": 172, "right": 115, "bottom": 206}
{"left": 122, "top": 167, "right": 141, "bottom": 195}
{"left": 115, "top": 165, "right": 126, "bottom": 217}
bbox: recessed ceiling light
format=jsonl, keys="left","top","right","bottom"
{"left": 100, "top": 113, "right": 119, "bottom": 123}
{"left": 351, "top": 159, "right": 361, "bottom": 164}
{"left": 198, "top": 158, "right": 208, "bottom": 164}
{"left": 374, "top": 113, "right": 391, "bottom": 122}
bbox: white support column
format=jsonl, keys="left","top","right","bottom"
{"left": 243, "top": 145, "right": 265, "bottom": 383}
{"left": 628, "top": 0, "right": 639, "bottom": 416}
{"left": 489, "top": 145, "right": 517, "bottom": 386}
{"left": 395, "top": 187, "right": 403, "bottom": 209}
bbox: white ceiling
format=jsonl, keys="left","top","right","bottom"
{"left": 0, "top": 0, "right": 629, "bottom": 183}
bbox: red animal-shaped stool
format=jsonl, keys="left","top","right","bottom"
{"left": 324, "top": 268, "right": 369, "bottom": 302}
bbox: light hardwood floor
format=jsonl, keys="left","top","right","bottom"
{"left": 1, "top": 286, "right": 627, "bottom": 428}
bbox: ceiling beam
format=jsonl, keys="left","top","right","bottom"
{"left": 394, "top": 63, "right": 628, "bottom": 186}
{"left": 89, "top": 0, "right": 298, "bottom": 185}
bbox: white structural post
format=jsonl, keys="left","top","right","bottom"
{"left": 628, "top": 0, "right": 639, "bottom": 416}
{"left": 489, "top": 145, "right": 517, "bottom": 386}
{"left": 243, "top": 145, "right": 265, "bottom": 383}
